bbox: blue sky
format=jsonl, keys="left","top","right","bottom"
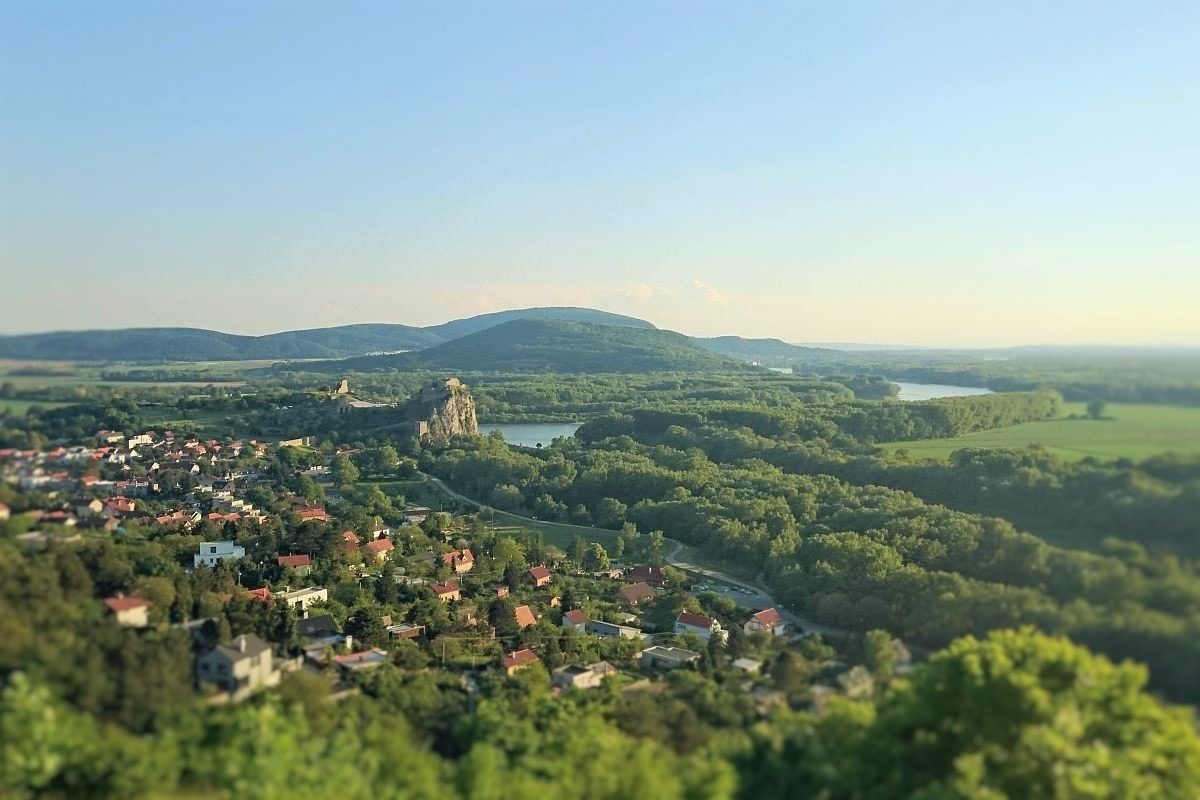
{"left": 2, "top": 1, "right": 1197, "bottom": 345}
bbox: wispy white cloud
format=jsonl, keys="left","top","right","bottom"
{"left": 693, "top": 280, "right": 729, "bottom": 306}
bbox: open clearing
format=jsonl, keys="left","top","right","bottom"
{"left": 884, "top": 402, "right": 1200, "bottom": 462}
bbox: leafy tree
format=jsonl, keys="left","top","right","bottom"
{"left": 595, "top": 497, "right": 628, "bottom": 529}
{"left": 331, "top": 455, "right": 359, "bottom": 486}
{"left": 345, "top": 606, "right": 388, "bottom": 649}
{"left": 569, "top": 535, "right": 587, "bottom": 565}
{"left": 862, "top": 629, "right": 896, "bottom": 682}
{"left": 1087, "top": 399, "right": 1108, "bottom": 419}
{"left": 582, "top": 542, "right": 611, "bottom": 572}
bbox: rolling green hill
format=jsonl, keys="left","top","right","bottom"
{"left": 695, "top": 335, "right": 843, "bottom": 364}
{"left": 0, "top": 324, "right": 440, "bottom": 361}
{"left": 339, "top": 319, "right": 749, "bottom": 373}
{"left": 424, "top": 306, "right": 654, "bottom": 340}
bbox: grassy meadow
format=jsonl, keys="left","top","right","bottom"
{"left": 884, "top": 402, "right": 1200, "bottom": 462}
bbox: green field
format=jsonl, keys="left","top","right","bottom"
{"left": 488, "top": 513, "right": 620, "bottom": 551}
{"left": 884, "top": 402, "right": 1200, "bottom": 462}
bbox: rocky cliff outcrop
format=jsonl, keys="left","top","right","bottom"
{"left": 426, "top": 384, "right": 478, "bottom": 439}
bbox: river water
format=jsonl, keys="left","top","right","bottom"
{"left": 484, "top": 423, "right": 582, "bottom": 447}
{"left": 892, "top": 382, "right": 993, "bottom": 401}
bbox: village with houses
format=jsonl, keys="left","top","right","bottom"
{"left": 0, "top": 377, "right": 913, "bottom": 729}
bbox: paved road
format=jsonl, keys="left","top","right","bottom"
{"left": 419, "top": 471, "right": 846, "bottom": 637}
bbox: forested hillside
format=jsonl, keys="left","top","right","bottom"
{"left": 338, "top": 320, "right": 748, "bottom": 374}
{"left": 429, "top": 396, "right": 1200, "bottom": 703}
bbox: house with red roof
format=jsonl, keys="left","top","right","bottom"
{"left": 364, "top": 538, "right": 394, "bottom": 562}
{"left": 526, "top": 565, "right": 552, "bottom": 588}
{"left": 246, "top": 587, "right": 274, "bottom": 603}
{"left": 104, "top": 596, "right": 151, "bottom": 628}
{"left": 625, "top": 565, "right": 669, "bottom": 588}
{"left": 295, "top": 506, "right": 331, "bottom": 523}
{"left": 277, "top": 554, "right": 313, "bottom": 575}
{"left": 615, "top": 581, "right": 656, "bottom": 607}
{"left": 102, "top": 496, "right": 137, "bottom": 518}
{"left": 744, "top": 607, "right": 786, "bottom": 636}
{"left": 432, "top": 580, "right": 461, "bottom": 603}
{"left": 514, "top": 604, "right": 537, "bottom": 629}
{"left": 675, "top": 611, "right": 728, "bottom": 643}
{"left": 501, "top": 648, "right": 540, "bottom": 675}
{"left": 561, "top": 609, "right": 587, "bottom": 631}
{"left": 441, "top": 547, "right": 475, "bottom": 575}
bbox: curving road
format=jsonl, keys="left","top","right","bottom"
{"left": 418, "top": 471, "right": 845, "bottom": 636}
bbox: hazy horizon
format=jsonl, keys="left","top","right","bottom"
{"left": 3, "top": 2, "right": 1198, "bottom": 347}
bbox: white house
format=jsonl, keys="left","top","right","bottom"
{"left": 194, "top": 541, "right": 246, "bottom": 568}
{"left": 744, "top": 607, "right": 787, "bottom": 636}
{"left": 674, "top": 611, "right": 728, "bottom": 643}
{"left": 277, "top": 586, "right": 328, "bottom": 612}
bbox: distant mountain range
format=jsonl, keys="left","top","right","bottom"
{"left": 0, "top": 306, "right": 837, "bottom": 372}
{"left": 0, "top": 307, "right": 654, "bottom": 362}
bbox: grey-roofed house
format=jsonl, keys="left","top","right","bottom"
{"left": 195, "top": 633, "right": 281, "bottom": 701}
{"left": 552, "top": 661, "right": 618, "bottom": 691}
{"left": 297, "top": 614, "right": 340, "bottom": 640}
{"left": 639, "top": 645, "right": 701, "bottom": 670}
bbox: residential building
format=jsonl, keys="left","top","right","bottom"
{"left": 625, "top": 565, "right": 669, "bottom": 588}
{"left": 584, "top": 619, "right": 646, "bottom": 640}
{"left": 615, "top": 582, "right": 656, "bottom": 606}
{"left": 432, "top": 581, "right": 461, "bottom": 603}
{"left": 364, "top": 538, "right": 395, "bottom": 562}
{"left": 104, "top": 596, "right": 151, "bottom": 628}
{"left": 744, "top": 607, "right": 786, "bottom": 636}
{"left": 640, "top": 645, "right": 701, "bottom": 670}
{"left": 194, "top": 540, "right": 246, "bottom": 568}
{"left": 551, "top": 661, "right": 617, "bottom": 691}
{"left": 514, "top": 604, "right": 537, "bottom": 629}
{"left": 277, "top": 554, "right": 313, "bottom": 575}
{"left": 561, "top": 609, "right": 587, "bottom": 631}
{"left": 526, "top": 565, "right": 552, "bottom": 587}
{"left": 75, "top": 499, "right": 104, "bottom": 519}
{"left": 675, "top": 611, "right": 728, "bottom": 643}
{"left": 195, "top": 633, "right": 281, "bottom": 701}
{"left": 334, "top": 649, "right": 389, "bottom": 674}
{"left": 501, "top": 648, "right": 540, "bottom": 675}
{"left": 441, "top": 547, "right": 475, "bottom": 575}
{"left": 277, "top": 586, "right": 328, "bottom": 612}
{"left": 297, "top": 615, "right": 340, "bottom": 640}
{"left": 387, "top": 623, "right": 425, "bottom": 640}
